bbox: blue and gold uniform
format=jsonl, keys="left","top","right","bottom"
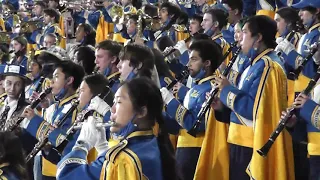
{"left": 30, "top": 22, "right": 64, "bottom": 49}
{"left": 0, "top": 163, "right": 20, "bottom": 180}
{"left": 284, "top": 23, "right": 320, "bottom": 94}
{"left": 164, "top": 75, "right": 215, "bottom": 180}
{"left": 57, "top": 130, "right": 163, "bottom": 180}
{"left": 219, "top": 49, "right": 294, "bottom": 180}
{"left": 296, "top": 84, "right": 320, "bottom": 179}
{"left": 227, "top": 53, "right": 251, "bottom": 86}
{"left": 113, "top": 4, "right": 136, "bottom": 44}
{"left": 25, "top": 94, "right": 78, "bottom": 178}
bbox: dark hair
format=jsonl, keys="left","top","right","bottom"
{"left": 160, "top": 2, "right": 181, "bottom": 18}
{"left": 128, "top": 14, "right": 147, "bottom": 31}
{"left": 189, "top": 40, "right": 223, "bottom": 72}
{"left": 205, "top": 8, "right": 229, "bottom": 30}
{"left": 77, "top": 23, "right": 96, "bottom": 46}
{"left": 43, "top": 8, "right": 60, "bottom": 23}
{"left": 157, "top": 36, "right": 175, "bottom": 52}
{"left": 35, "top": 1, "right": 47, "bottom": 8}
{"left": 122, "top": 77, "right": 179, "bottom": 180}
{"left": 276, "top": 7, "right": 304, "bottom": 32}
{"left": 119, "top": 44, "right": 155, "bottom": 79}
{"left": 151, "top": 48, "right": 174, "bottom": 79}
{"left": 237, "top": 17, "right": 248, "bottom": 29}
{"left": 75, "top": 46, "right": 95, "bottom": 75}
{"left": 96, "top": 40, "right": 122, "bottom": 64}
{"left": 132, "top": 0, "right": 142, "bottom": 9}
{"left": 0, "top": 131, "right": 28, "bottom": 180}
{"left": 37, "top": 51, "right": 62, "bottom": 78}
{"left": 222, "top": 0, "right": 243, "bottom": 15}
{"left": 190, "top": 14, "right": 203, "bottom": 24}
{"left": 176, "top": 11, "right": 188, "bottom": 25}
{"left": 0, "top": 43, "right": 9, "bottom": 64}
{"left": 12, "top": 36, "right": 27, "bottom": 55}
{"left": 83, "top": 74, "right": 109, "bottom": 97}
{"left": 191, "top": 33, "right": 210, "bottom": 42}
{"left": 55, "top": 61, "right": 85, "bottom": 90}
{"left": 245, "top": 15, "right": 278, "bottom": 48}
{"left": 143, "top": 4, "right": 158, "bottom": 18}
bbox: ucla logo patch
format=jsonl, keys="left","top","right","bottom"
{"left": 227, "top": 92, "right": 236, "bottom": 109}
{"left": 312, "top": 106, "right": 320, "bottom": 129}
{"left": 245, "top": 73, "right": 253, "bottom": 81}
{"left": 239, "top": 57, "right": 245, "bottom": 65}
{"left": 303, "top": 39, "right": 310, "bottom": 48}
{"left": 190, "top": 90, "right": 199, "bottom": 98}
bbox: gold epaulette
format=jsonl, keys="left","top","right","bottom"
{"left": 105, "top": 138, "right": 129, "bottom": 163}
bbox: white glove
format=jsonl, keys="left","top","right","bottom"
{"left": 88, "top": 96, "right": 111, "bottom": 116}
{"left": 275, "top": 39, "right": 295, "bottom": 55}
{"left": 174, "top": 40, "right": 188, "bottom": 54}
{"left": 276, "top": 37, "right": 284, "bottom": 45}
{"left": 76, "top": 116, "right": 99, "bottom": 151}
{"left": 160, "top": 87, "right": 174, "bottom": 105}
{"left": 94, "top": 117, "right": 109, "bottom": 156}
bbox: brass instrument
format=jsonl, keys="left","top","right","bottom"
{"left": 19, "top": 20, "right": 43, "bottom": 34}
{"left": 108, "top": 4, "right": 126, "bottom": 24}
{"left": 0, "top": 32, "right": 11, "bottom": 44}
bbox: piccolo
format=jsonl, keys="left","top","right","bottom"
{"left": 257, "top": 66, "right": 320, "bottom": 157}
{"left": 72, "top": 121, "right": 116, "bottom": 130}
{"left": 188, "top": 47, "right": 241, "bottom": 137}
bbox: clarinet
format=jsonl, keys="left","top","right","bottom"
{"left": 35, "top": 76, "right": 45, "bottom": 93}
{"left": 25, "top": 100, "right": 79, "bottom": 162}
{"left": 166, "top": 67, "right": 189, "bottom": 90}
{"left": 257, "top": 66, "right": 320, "bottom": 157}
{"left": 290, "top": 42, "right": 319, "bottom": 79}
{"left": 222, "top": 41, "right": 238, "bottom": 61}
{"left": 163, "top": 32, "right": 199, "bottom": 58}
{"left": 55, "top": 85, "right": 114, "bottom": 153}
{"left": 188, "top": 47, "right": 241, "bottom": 137}
{"left": 9, "top": 87, "right": 53, "bottom": 132}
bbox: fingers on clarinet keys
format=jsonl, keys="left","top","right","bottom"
{"left": 275, "top": 39, "right": 295, "bottom": 55}
{"left": 281, "top": 110, "right": 297, "bottom": 128}
{"left": 22, "top": 106, "right": 35, "bottom": 120}
{"left": 88, "top": 96, "right": 111, "bottom": 116}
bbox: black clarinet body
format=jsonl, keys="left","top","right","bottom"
{"left": 257, "top": 67, "right": 320, "bottom": 157}
{"left": 188, "top": 47, "right": 241, "bottom": 137}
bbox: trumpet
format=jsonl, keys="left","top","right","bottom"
{"left": 257, "top": 65, "right": 320, "bottom": 157}
{"left": 73, "top": 121, "right": 116, "bottom": 130}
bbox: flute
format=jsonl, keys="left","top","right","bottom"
{"left": 188, "top": 47, "right": 241, "bottom": 137}
{"left": 72, "top": 121, "right": 116, "bottom": 130}
{"left": 257, "top": 66, "right": 320, "bottom": 157}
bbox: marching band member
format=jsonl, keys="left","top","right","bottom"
{"left": 202, "top": 8, "right": 232, "bottom": 66}
{"left": 276, "top": 0, "right": 320, "bottom": 95}
{"left": 214, "top": 15, "right": 294, "bottom": 180}
{"left": 43, "top": 33, "right": 69, "bottom": 59}
{"left": 194, "top": 0, "right": 210, "bottom": 15}
{"left": 23, "top": 61, "right": 85, "bottom": 179}
{"left": 66, "top": 23, "right": 96, "bottom": 61}
{"left": 29, "top": 8, "right": 64, "bottom": 49}
{"left": 0, "top": 131, "right": 29, "bottom": 180}
{"left": 74, "top": 46, "right": 96, "bottom": 75}
{"left": 221, "top": 0, "right": 243, "bottom": 44}
{"left": 30, "top": 1, "right": 46, "bottom": 21}
{"left": 94, "top": 40, "right": 122, "bottom": 90}
{"left": 10, "top": 36, "right": 28, "bottom": 67}
{"left": 189, "top": 14, "right": 203, "bottom": 35}
{"left": 156, "top": 2, "right": 181, "bottom": 43}
{"left": 2, "top": 0, "right": 20, "bottom": 33}
{"left": 161, "top": 39, "right": 222, "bottom": 180}
{"left": 57, "top": 77, "right": 179, "bottom": 180}
{"left": 152, "top": 48, "right": 174, "bottom": 88}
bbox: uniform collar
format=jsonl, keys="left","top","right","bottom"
{"left": 198, "top": 75, "right": 215, "bottom": 85}
{"left": 58, "top": 93, "right": 77, "bottom": 108}
{"left": 308, "top": 23, "right": 320, "bottom": 33}
{"left": 126, "top": 130, "right": 154, "bottom": 139}
{"left": 107, "top": 71, "right": 120, "bottom": 80}
{"left": 211, "top": 32, "right": 223, "bottom": 41}
{"left": 251, "top": 48, "right": 274, "bottom": 66}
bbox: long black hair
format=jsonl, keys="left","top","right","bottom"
{"left": 74, "top": 46, "right": 95, "bottom": 75}
{"left": 77, "top": 23, "right": 96, "bottom": 47}
{"left": 276, "top": 7, "right": 305, "bottom": 33}
{"left": 122, "top": 77, "right": 180, "bottom": 180}
{"left": 151, "top": 48, "right": 173, "bottom": 79}
{"left": 0, "top": 131, "right": 28, "bottom": 180}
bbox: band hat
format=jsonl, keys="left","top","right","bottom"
{"left": 2, "top": 65, "right": 32, "bottom": 85}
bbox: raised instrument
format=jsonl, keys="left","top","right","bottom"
{"left": 257, "top": 65, "right": 320, "bottom": 157}
{"left": 188, "top": 46, "right": 241, "bottom": 137}
{"left": 166, "top": 66, "right": 189, "bottom": 90}
{"left": 9, "top": 87, "right": 52, "bottom": 132}
{"left": 26, "top": 99, "right": 79, "bottom": 162}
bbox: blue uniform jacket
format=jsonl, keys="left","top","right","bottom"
{"left": 30, "top": 23, "right": 61, "bottom": 47}
{"left": 165, "top": 75, "right": 215, "bottom": 132}
{"left": 57, "top": 130, "right": 163, "bottom": 180}
{"left": 227, "top": 52, "right": 251, "bottom": 86}
{"left": 0, "top": 163, "right": 20, "bottom": 180}
{"left": 26, "top": 94, "right": 78, "bottom": 163}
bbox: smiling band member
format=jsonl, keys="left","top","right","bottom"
{"left": 57, "top": 77, "right": 179, "bottom": 180}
